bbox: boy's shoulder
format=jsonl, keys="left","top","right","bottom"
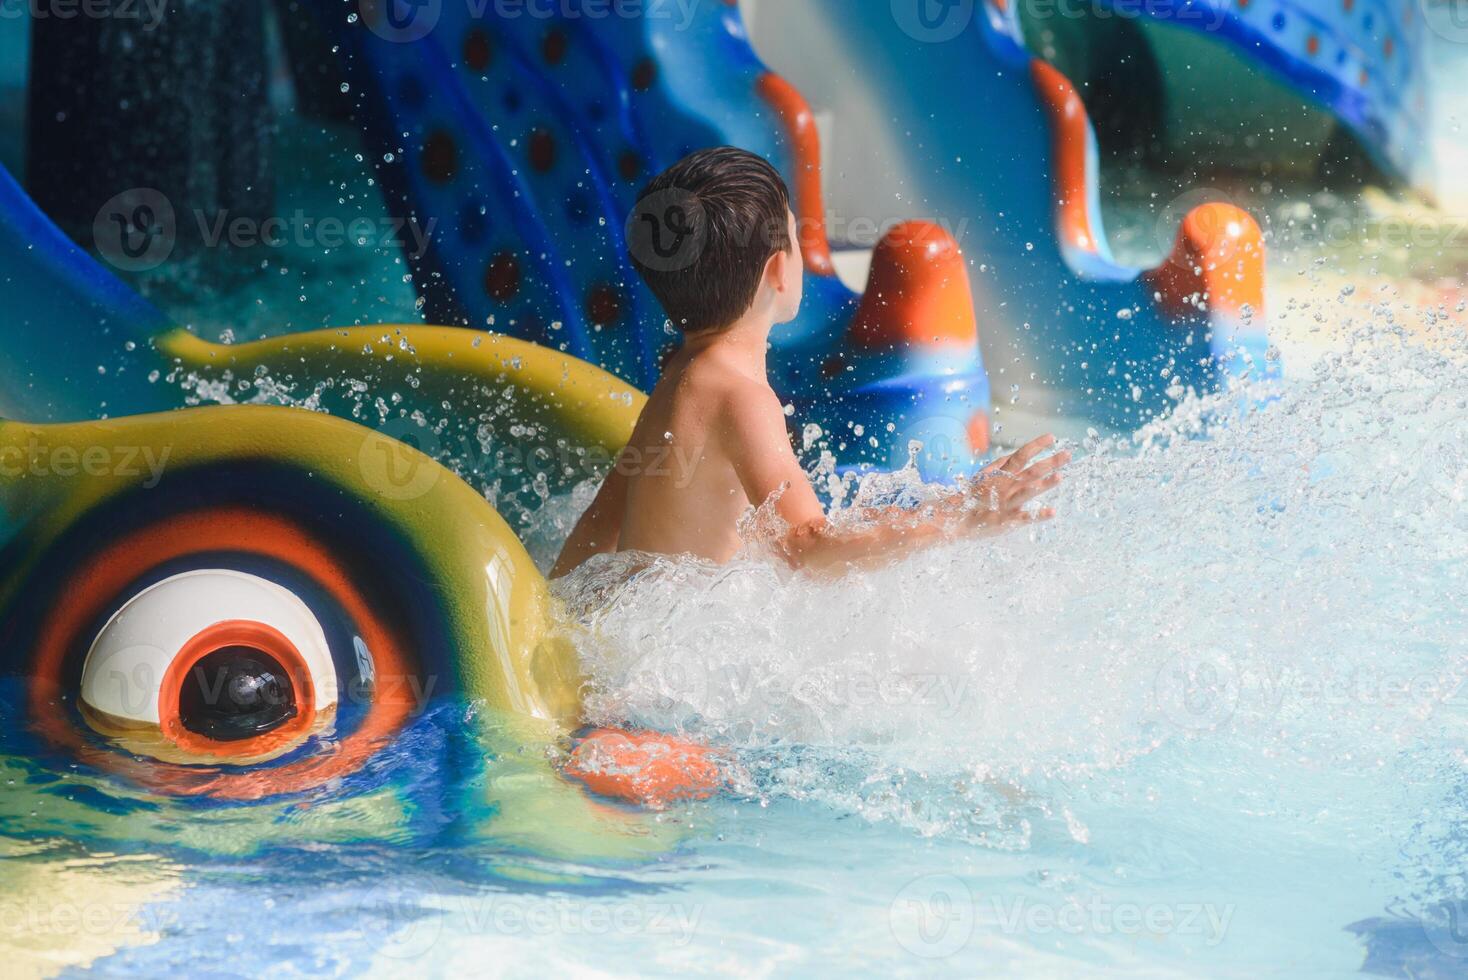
{"left": 676, "top": 363, "right": 786, "bottom": 458}
{"left": 669, "top": 350, "right": 781, "bottom": 415}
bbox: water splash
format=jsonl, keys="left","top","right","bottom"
{"left": 556, "top": 325, "right": 1468, "bottom": 846}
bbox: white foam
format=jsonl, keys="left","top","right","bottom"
{"left": 556, "top": 324, "right": 1468, "bottom": 840}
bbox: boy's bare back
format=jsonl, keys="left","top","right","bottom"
{"left": 615, "top": 345, "right": 768, "bottom": 562}
{"left": 552, "top": 329, "right": 807, "bottom": 575}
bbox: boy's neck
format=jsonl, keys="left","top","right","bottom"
{"left": 683, "top": 311, "right": 772, "bottom": 379}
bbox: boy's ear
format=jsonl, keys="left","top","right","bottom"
{"left": 763, "top": 248, "right": 789, "bottom": 291}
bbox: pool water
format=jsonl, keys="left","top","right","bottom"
{"left": 552, "top": 329, "right": 1468, "bottom": 975}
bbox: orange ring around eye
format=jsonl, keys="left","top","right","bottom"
{"left": 157, "top": 620, "right": 318, "bottom": 759}
{"left": 28, "top": 507, "right": 421, "bottom": 801}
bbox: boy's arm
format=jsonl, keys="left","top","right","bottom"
{"left": 723, "top": 385, "right": 1067, "bottom": 572}
{"left": 550, "top": 460, "right": 629, "bottom": 579}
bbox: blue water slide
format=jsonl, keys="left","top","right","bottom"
{"left": 1096, "top": 0, "right": 1431, "bottom": 189}
{"left": 0, "top": 163, "right": 174, "bottom": 422}
{"left": 295, "top": 0, "right": 995, "bottom": 477}
{"left": 750, "top": 0, "right": 1273, "bottom": 428}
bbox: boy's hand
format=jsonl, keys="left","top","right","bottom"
{"left": 961, "top": 435, "right": 1070, "bottom": 534}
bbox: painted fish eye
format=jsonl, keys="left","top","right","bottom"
{"left": 78, "top": 569, "right": 339, "bottom": 763}
{"left": 179, "top": 645, "right": 297, "bottom": 741}
{"left": 21, "top": 501, "right": 428, "bottom": 798}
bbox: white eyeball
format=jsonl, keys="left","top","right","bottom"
{"left": 79, "top": 570, "right": 338, "bottom": 751}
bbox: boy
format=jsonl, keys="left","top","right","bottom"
{"left": 552, "top": 148, "right": 1067, "bottom": 578}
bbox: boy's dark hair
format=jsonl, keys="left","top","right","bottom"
{"left": 625, "top": 146, "right": 792, "bottom": 334}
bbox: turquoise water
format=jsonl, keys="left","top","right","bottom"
{"left": 550, "top": 332, "right": 1468, "bottom": 975}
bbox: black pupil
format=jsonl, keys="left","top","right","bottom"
{"left": 178, "top": 645, "right": 298, "bottom": 741}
